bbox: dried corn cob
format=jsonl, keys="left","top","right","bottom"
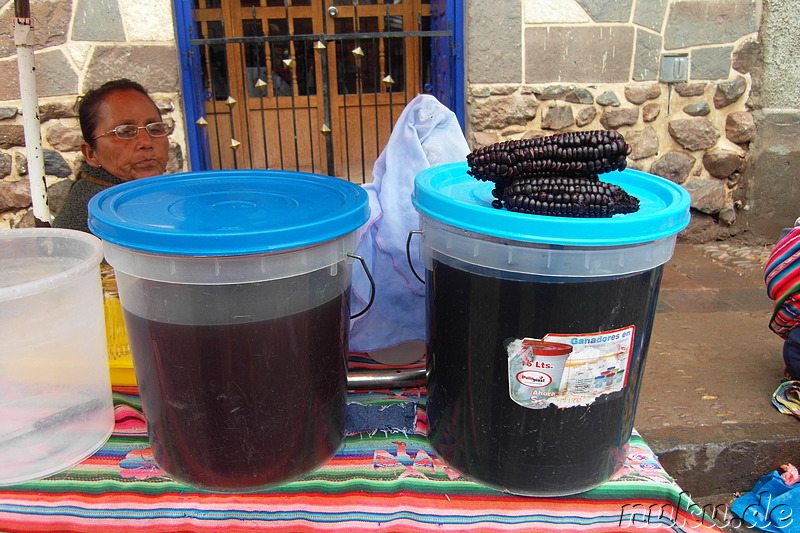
{"left": 501, "top": 174, "right": 640, "bottom": 218}
{"left": 466, "top": 130, "right": 631, "bottom": 183}
{"left": 466, "top": 129, "right": 639, "bottom": 217}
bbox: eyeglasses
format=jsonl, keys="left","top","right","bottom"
{"left": 93, "top": 122, "right": 173, "bottom": 140}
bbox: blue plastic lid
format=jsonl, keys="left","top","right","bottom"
{"left": 412, "top": 162, "right": 691, "bottom": 246}
{"left": 88, "top": 169, "right": 370, "bottom": 256}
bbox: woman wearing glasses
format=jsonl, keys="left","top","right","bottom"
{"left": 53, "top": 78, "right": 173, "bottom": 232}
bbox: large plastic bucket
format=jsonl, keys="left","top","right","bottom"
{"left": 88, "top": 170, "right": 369, "bottom": 492}
{"left": 413, "top": 162, "right": 691, "bottom": 496}
{"left": 0, "top": 228, "right": 115, "bottom": 485}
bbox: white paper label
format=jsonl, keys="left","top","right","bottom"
{"left": 507, "top": 326, "right": 636, "bottom": 409}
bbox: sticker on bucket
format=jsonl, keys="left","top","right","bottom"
{"left": 508, "top": 326, "right": 636, "bottom": 409}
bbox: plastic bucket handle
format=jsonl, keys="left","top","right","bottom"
{"left": 348, "top": 253, "right": 375, "bottom": 319}
{"left": 406, "top": 230, "right": 425, "bottom": 284}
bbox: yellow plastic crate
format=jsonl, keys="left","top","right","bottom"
{"left": 103, "top": 265, "right": 137, "bottom": 387}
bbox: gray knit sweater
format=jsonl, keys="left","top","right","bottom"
{"left": 52, "top": 162, "right": 126, "bottom": 234}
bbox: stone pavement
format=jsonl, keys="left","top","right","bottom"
{"left": 633, "top": 241, "right": 800, "bottom": 530}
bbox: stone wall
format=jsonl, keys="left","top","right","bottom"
{"left": 0, "top": 0, "right": 184, "bottom": 229}
{"left": 744, "top": 0, "right": 800, "bottom": 240}
{"left": 466, "top": 0, "right": 760, "bottom": 242}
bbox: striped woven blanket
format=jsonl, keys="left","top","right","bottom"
{"left": 0, "top": 364, "right": 721, "bottom": 532}
{"left": 765, "top": 226, "right": 800, "bottom": 338}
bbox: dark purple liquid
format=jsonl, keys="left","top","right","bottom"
{"left": 123, "top": 294, "right": 348, "bottom": 492}
{"left": 426, "top": 260, "right": 662, "bottom": 496}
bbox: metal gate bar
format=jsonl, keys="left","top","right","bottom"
{"left": 191, "top": 29, "right": 451, "bottom": 182}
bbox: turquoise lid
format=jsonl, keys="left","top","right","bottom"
{"left": 88, "top": 169, "right": 370, "bottom": 256}
{"left": 412, "top": 162, "right": 691, "bottom": 246}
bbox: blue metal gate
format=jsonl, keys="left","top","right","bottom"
{"left": 173, "top": 0, "right": 464, "bottom": 180}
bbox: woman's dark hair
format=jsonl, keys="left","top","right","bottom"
{"left": 76, "top": 79, "right": 155, "bottom": 146}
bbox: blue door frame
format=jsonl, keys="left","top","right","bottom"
{"left": 430, "top": 0, "right": 466, "bottom": 130}
{"left": 173, "top": 1, "right": 210, "bottom": 171}
{"left": 173, "top": 0, "right": 465, "bottom": 172}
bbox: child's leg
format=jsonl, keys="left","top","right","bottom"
{"left": 784, "top": 326, "right": 800, "bottom": 379}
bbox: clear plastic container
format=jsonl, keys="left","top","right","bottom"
{"left": 0, "top": 228, "right": 114, "bottom": 485}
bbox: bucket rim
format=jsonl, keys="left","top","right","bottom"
{"left": 88, "top": 169, "right": 370, "bottom": 257}
{"left": 0, "top": 228, "right": 103, "bottom": 302}
{"left": 412, "top": 162, "right": 691, "bottom": 247}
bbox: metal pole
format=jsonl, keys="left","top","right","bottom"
{"left": 14, "top": 0, "right": 51, "bottom": 225}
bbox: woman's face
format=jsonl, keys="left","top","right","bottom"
{"left": 81, "top": 89, "right": 170, "bottom": 181}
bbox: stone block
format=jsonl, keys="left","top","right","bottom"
{"left": 633, "top": 0, "right": 668, "bottom": 32}
{"left": 564, "top": 88, "right": 593, "bottom": 105}
{"left": 599, "top": 107, "right": 638, "bottom": 129}
{"left": 625, "top": 82, "right": 661, "bottom": 104}
{"left": 633, "top": 29, "right": 661, "bottom": 81}
{"left": 649, "top": 151, "right": 695, "bottom": 183}
{"left": 72, "top": 0, "right": 125, "bottom": 42}
{"left": 471, "top": 131, "right": 498, "bottom": 149}
{"left": 15, "top": 152, "right": 27, "bottom": 176}
{"left": 470, "top": 94, "right": 538, "bottom": 130}
{"left": 84, "top": 45, "right": 180, "bottom": 93}
{"left": 120, "top": 0, "right": 177, "bottom": 42}
{"left": 625, "top": 126, "right": 659, "bottom": 160}
{"left": 703, "top": 147, "right": 743, "bottom": 178}
{"left": 674, "top": 82, "right": 707, "bottom": 97}
{"left": 533, "top": 84, "right": 594, "bottom": 104}
{"left": 468, "top": 0, "right": 522, "bottom": 83}
{"left": 524, "top": 0, "right": 590, "bottom": 23}
{"left": 534, "top": 84, "right": 576, "bottom": 101}
{"left": 760, "top": 0, "right": 800, "bottom": 108}
{"left": 0, "top": 107, "right": 17, "bottom": 120}
{"left": 684, "top": 179, "right": 726, "bottom": 215}
{"left": 691, "top": 46, "right": 733, "bottom": 80}
{"left": 0, "top": 59, "right": 19, "bottom": 101}
{"left": 44, "top": 149, "right": 72, "bottom": 178}
{"left": 668, "top": 118, "right": 720, "bottom": 151}
{"left": 0, "top": 51, "right": 78, "bottom": 101}
{"left": 525, "top": 26, "right": 634, "bottom": 83}
{"left": 0, "top": 178, "right": 31, "bottom": 210}
{"left": 683, "top": 102, "right": 711, "bottom": 117}
{"left": 575, "top": 0, "right": 632, "bottom": 22}
{"left": 664, "top": 0, "right": 757, "bottom": 50}
{"left": 642, "top": 102, "right": 660, "bottom": 122}
{"left": 597, "top": 91, "right": 621, "bottom": 107}
{"left": 46, "top": 123, "right": 83, "bottom": 151}
{"left": 46, "top": 178, "right": 74, "bottom": 217}
{"left": 726, "top": 111, "right": 755, "bottom": 144}
{"left": 35, "top": 50, "right": 80, "bottom": 97}
{"left": 576, "top": 106, "right": 597, "bottom": 127}
{"left": 626, "top": 159, "right": 644, "bottom": 171}
{"left": 746, "top": 110, "right": 800, "bottom": 239}
{"left": 480, "top": 85, "right": 517, "bottom": 96}
{"left": 0, "top": 0, "right": 71, "bottom": 59}
{"left": 40, "top": 102, "right": 79, "bottom": 122}
{"left": 713, "top": 76, "right": 747, "bottom": 109}
{"left": 0, "top": 125, "right": 25, "bottom": 149}
{"left": 732, "top": 38, "right": 760, "bottom": 74}
{"left": 678, "top": 209, "right": 728, "bottom": 242}
{"left": 470, "top": 86, "right": 491, "bottom": 98}
{"left": 0, "top": 152, "right": 11, "bottom": 178}
{"left": 541, "top": 105, "right": 575, "bottom": 130}
{"left": 718, "top": 205, "right": 736, "bottom": 225}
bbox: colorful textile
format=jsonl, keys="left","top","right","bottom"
{"left": 772, "top": 380, "right": 800, "bottom": 418}
{"left": 765, "top": 227, "right": 800, "bottom": 338}
{"left": 0, "top": 384, "right": 721, "bottom": 533}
